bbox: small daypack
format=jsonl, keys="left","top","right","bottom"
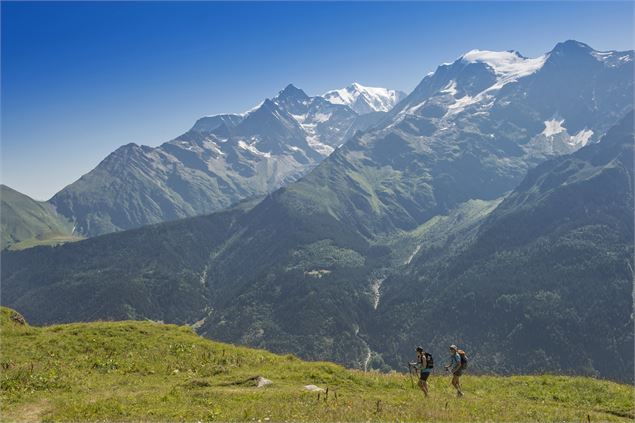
{"left": 457, "top": 349, "right": 468, "bottom": 368}
{"left": 423, "top": 352, "right": 434, "bottom": 369}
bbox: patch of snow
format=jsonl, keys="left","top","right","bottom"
{"left": 569, "top": 129, "right": 593, "bottom": 147}
{"left": 447, "top": 95, "right": 475, "bottom": 113}
{"left": 204, "top": 139, "right": 225, "bottom": 156}
{"left": 591, "top": 50, "right": 633, "bottom": 67}
{"left": 440, "top": 80, "right": 457, "bottom": 96}
{"left": 290, "top": 113, "right": 307, "bottom": 124}
{"left": 295, "top": 118, "right": 335, "bottom": 156}
{"left": 237, "top": 140, "right": 271, "bottom": 158}
{"left": 313, "top": 112, "right": 331, "bottom": 123}
{"left": 542, "top": 119, "right": 566, "bottom": 137}
{"left": 304, "top": 385, "right": 325, "bottom": 392}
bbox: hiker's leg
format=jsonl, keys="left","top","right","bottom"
{"left": 452, "top": 375, "right": 459, "bottom": 391}
{"left": 418, "top": 379, "right": 428, "bottom": 397}
{"left": 456, "top": 375, "right": 463, "bottom": 395}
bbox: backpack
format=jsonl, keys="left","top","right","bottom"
{"left": 423, "top": 352, "right": 434, "bottom": 369}
{"left": 457, "top": 349, "right": 468, "bottom": 368}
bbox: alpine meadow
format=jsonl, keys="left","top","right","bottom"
{"left": 1, "top": 2, "right": 634, "bottom": 422}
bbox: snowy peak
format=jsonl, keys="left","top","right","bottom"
{"left": 323, "top": 83, "right": 406, "bottom": 114}
{"left": 460, "top": 49, "right": 547, "bottom": 82}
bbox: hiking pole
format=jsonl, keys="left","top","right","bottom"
{"left": 407, "top": 363, "right": 414, "bottom": 387}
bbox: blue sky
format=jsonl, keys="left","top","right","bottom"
{"left": 2, "top": 1, "right": 633, "bottom": 200}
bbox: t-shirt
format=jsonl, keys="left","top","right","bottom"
{"left": 449, "top": 352, "right": 461, "bottom": 370}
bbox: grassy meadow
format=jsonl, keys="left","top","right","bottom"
{"left": 1, "top": 307, "right": 633, "bottom": 422}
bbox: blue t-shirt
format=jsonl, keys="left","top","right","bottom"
{"left": 449, "top": 352, "right": 461, "bottom": 370}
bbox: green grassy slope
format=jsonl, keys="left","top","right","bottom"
{"left": 0, "top": 185, "right": 82, "bottom": 250}
{"left": 1, "top": 307, "right": 633, "bottom": 422}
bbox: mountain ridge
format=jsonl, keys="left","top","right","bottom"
{"left": 48, "top": 83, "right": 399, "bottom": 237}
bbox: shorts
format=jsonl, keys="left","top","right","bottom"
{"left": 453, "top": 369, "right": 463, "bottom": 377}
{"left": 419, "top": 370, "right": 431, "bottom": 381}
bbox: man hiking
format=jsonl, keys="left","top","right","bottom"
{"left": 410, "top": 346, "right": 433, "bottom": 397}
{"left": 444, "top": 344, "right": 465, "bottom": 397}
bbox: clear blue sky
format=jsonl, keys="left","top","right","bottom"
{"left": 2, "top": 1, "right": 633, "bottom": 200}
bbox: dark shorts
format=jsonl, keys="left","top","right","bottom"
{"left": 419, "top": 370, "right": 431, "bottom": 381}
{"left": 453, "top": 368, "right": 463, "bottom": 377}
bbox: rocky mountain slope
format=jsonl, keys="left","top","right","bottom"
{"left": 48, "top": 84, "right": 393, "bottom": 237}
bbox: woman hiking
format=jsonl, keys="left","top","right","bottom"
{"left": 444, "top": 344, "right": 465, "bottom": 397}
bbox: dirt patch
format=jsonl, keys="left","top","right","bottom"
{"left": 4, "top": 398, "right": 51, "bottom": 422}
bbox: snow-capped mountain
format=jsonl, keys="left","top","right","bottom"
{"left": 323, "top": 82, "right": 406, "bottom": 114}
{"left": 46, "top": 41, "right": 633, "bottom": 237}
{"left": 50, "top": 84, "right": 386, "bottom": 236}
{"left": 389, "top": 40, "right": 633, "bottom": 157}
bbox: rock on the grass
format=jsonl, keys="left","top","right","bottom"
{"left": 256, "top": 376, "right": 273, "bottom": 388}
{"left": 303, "top": 384, "right": 325, "bottom": 392}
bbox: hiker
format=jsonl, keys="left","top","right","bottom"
{"left": 411, "top": 346, "right": 433, "bottom": 397}
{"left": 444, "top": 344, "right": 466, "bottom": 397}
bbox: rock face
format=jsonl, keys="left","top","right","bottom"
{"left": 9, "top": 310, "right": 26, "bottom": 325}
{"left": 256, "top": 376, "right": 273, "bottom": 388}
{"left": 49, "top": 84, "right": 394, "bottom": 237}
